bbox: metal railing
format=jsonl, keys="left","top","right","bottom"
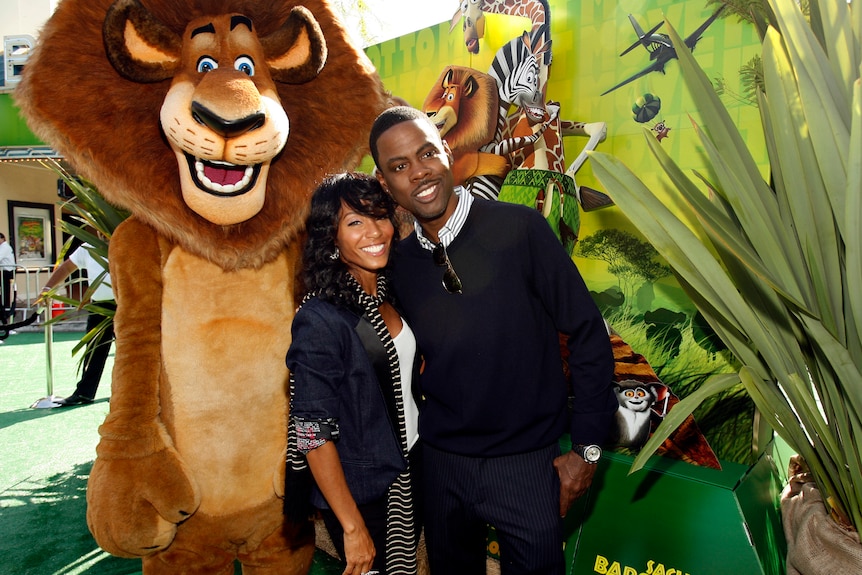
{"left": 2, "top": 265, "right": 89, "bottom": 409}
{"left": 3, "top": 265, "right": 79, "bottom": 325}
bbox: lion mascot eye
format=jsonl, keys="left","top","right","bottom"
{"left": 234, "top": 56, "right": 255, "bottom": 76}
{"left": 196, "top": 56, "right": 218, "bottom": 73}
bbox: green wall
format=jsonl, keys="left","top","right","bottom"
{"left": 0, "top": 93, "right": 43, "bottom": 146}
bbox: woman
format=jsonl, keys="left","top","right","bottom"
{"left": 285, "top": 172, "right": 420, "bottom": 575}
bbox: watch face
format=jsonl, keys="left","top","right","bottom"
{"left": 584, "top": 445, "right": 601, "bottom": 462}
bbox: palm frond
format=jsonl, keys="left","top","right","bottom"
{"left": 39, "top": 160, "right": 128, "bottom": 372}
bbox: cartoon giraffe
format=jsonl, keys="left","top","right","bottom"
{"left": 505, "top": 99, "right": 609, "bottom": 200}
{"left": 450, "top": 0, "right": 548, "bottom": 55}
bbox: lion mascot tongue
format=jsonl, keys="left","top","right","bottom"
{"left": 15, "top": 0, "right": 388, "bottom": 572}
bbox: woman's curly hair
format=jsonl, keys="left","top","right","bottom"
{"left": 302, "top": 172, "right": 400, "bottom": 309}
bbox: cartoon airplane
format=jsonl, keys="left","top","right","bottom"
{"left": 601, "top": 6, "right": 725, "bottom": 96}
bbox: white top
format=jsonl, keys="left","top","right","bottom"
{"left": 393, "top": 318, "right": 419, "bottom": 450}
{"left": 69, "top": 244, "right": 113, "bottom": 301}
{"left": 0, "top": 240, "right": 14, "bottom": 271}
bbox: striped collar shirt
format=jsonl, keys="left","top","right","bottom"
{"left": 414, "top": 186, "right": 473, "bottom": 251}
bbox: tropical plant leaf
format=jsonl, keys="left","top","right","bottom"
{"left": 846, "top": 81, "right": 862, "bottom": 361}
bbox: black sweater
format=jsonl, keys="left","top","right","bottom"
{"left": 389, "top": 198, "right": 617, "bottom": 457}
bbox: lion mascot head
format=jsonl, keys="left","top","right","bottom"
{"left": 18, "top": 0, "right": 386, "bottom": 270}
{"left": 16, "top": 0, "right": 388, "bottom": 572}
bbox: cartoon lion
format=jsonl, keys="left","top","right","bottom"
{"left": 16, "top": 0, "right": 388, "bottom": 572}
{"left": 422, "top": 64, "right": 556, "bottom": 190}
{"left": 422, "top": 65, "right": 510, "bottom": 186}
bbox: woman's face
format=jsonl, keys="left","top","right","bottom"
{"left": 335, "top": 200, "right": 395, "bottom": 281}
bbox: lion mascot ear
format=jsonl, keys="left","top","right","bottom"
{"left": 103, "top": 0, "right": 182, "bottom": 82}
{"left": 104, "top": 0, "right": 327, "bottom": 85}
{"left": 259, "top": 7, "right": 327, "bottom": 83}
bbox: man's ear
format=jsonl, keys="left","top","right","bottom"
{"left": 374, "top": 167, "right": 388, "bottom": 193}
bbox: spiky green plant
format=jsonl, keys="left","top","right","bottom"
{"left": 589, "top": 0, "right": 862, "bottom": 533}
{"left": 40, "top": 160, "right": 129, "bottom": 361}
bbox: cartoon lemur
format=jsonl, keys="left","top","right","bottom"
{"left": 609, "top": 379, "right": 666, "bottom": 449}
{"left": 607, "top": 333, "right": 721, "bottom": 468}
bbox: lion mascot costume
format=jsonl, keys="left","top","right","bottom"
{"left": 15, "top": 0, "right": 388, "bottom": 572}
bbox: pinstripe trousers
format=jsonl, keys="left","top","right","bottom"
{"left": 422, "top": 442, "right": 565, "bottom": 575}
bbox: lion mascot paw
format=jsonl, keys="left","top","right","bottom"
{"left": 16, "top": 0, "right": 388, "bottom": 572}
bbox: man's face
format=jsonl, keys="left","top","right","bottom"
{"left": 374, "top": 118, "right": 457, "bottom": 230}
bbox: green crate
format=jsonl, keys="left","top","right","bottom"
{"left": 487, "top": 437, "right": 787, "bottom": 575}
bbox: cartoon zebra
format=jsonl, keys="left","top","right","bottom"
{"left": 466, "top": 24, "right": 552, "bottom": 199}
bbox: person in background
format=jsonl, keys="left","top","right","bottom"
{"left": 0, "top": 232, "right": 16, "bottom": 328}
{"left": 37, "top": 243, "right": 114, "bottom": 406}
{"left": 284, "top": 172, "right": 421, "bottom": 575}
{"left": 370, "top": 105, "right": 617, "bottom": 574}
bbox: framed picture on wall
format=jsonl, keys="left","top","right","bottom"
{"left": 7, "top": 201, "right": 55, "bottom": 268}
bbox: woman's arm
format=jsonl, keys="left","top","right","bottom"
{"left": 306, "top": 441, "right": 376, "bottom": 575}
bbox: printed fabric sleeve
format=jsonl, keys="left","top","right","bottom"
{"left": 294, "top": 418, "right": 339, "bottom": 453}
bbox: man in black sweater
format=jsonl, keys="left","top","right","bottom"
{"left": 370, "top": 106, "right": 616, "bottom": 574}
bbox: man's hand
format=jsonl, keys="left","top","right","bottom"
{"left": 35, "top": 259, "right": 78, "bottom": 307}
{"left": 35, "top": 286, "right": 52, "bottom": 307}
{"left": 553, "top": 450, "right": 597, "bottom": 517}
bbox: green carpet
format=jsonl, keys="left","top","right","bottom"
{"left": 0, "top": 329, "right": 341, "bottom": 574}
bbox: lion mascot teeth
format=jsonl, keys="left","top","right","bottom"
{"left": 15, "top": 0, "right": 388, "bottom": 572}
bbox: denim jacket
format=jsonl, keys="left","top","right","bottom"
{"left": 286, "top": 296, "right": 417, "bottom": 508}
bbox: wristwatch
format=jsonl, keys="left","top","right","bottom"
{"left": 573, "top": 444, "right": 602, "bottom": 464}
